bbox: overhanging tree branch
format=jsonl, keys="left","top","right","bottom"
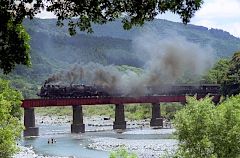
{"left": 0, "top": 0, "right": 203, "bottom": 73}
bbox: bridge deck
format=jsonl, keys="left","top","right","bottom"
{"left": 22, "top": 95, "right": 221, "bottom": 108}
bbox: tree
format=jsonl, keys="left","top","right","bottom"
{"left": 203, "top": 58, "right": 230, "bottom": 84}
{"left": 225, "top": 51, "right": 240, "bottom": 83}
{"left": 0, "top": 0, "right": 203, "bottom": 74}
{"left": 0, "top": 20, "right": 30, "bottom": 74}
{"left": 173, "top": 97, "right": 216, "bottom": 158}
{"left": 173, "top": 96, "right": 240, "bottom": 158}
{"left": 222, "top": 51, "right": 240, "bottom": 96}
{"left": 0, "top": 79, "right": 24, "bottom": 158}
{"left": 0, "top": 0, "right": 31, "bottom": 74}
{"left": 203, "top": 52, "right": 240, "bottom": 96}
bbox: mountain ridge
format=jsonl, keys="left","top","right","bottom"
{"left": 23, "top": 18, "right": 240, "bottom": 58}
{"left": 16, "top": 18, "right": 240, "bottom": 81}
{"left": 3, "top": 18, "right": 239, "bottom": 98}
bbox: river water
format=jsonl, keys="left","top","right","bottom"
{"left": 21, "top": 123, "right": 177, "bottom": 158}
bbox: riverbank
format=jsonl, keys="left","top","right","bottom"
{"left": 35, "top": 115, "right": 158, "bottom": 132}
{"left": 15, "top": 114, "right": 175, "bottom": 158}
{"left": 88, "top": 137, "right": 177, "bottom": 158}
{"left": 13, "top": 145, "right": 71, "bottom": 158}
{"left": 35, "top": 114, "right": 172, "bottom": 131}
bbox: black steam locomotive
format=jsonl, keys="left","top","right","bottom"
{"left": 38, "top": 84, "right": 110, "bottom": 98}
{"left": 38, "top": 83, "right": 221, "bottom": 98}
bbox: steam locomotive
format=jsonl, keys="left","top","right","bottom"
{"left": 38, "top": 83, "right": 221, "bottom": 98}
{"left": 37, "top": 84, "right": 110, "bottom": 98}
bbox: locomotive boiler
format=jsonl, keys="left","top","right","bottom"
{"left": 38, "top": 84, "right": 110, "bottom": 98}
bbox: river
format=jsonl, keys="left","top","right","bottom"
{"left": 17, "top": 116, "right": 177, "bottom": 158}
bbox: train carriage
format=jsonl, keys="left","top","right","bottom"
{"left": 38, "top": 83, "right": 221, "bottom": 98}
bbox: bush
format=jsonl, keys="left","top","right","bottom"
{"left": 173, "top": 96, "right": 240, "bottom": 158}
{"left": 0, "top": 79, "right": 24, "bottom": 158}
{"left": 109, "top": 148, "right": 137, "bottom": 158}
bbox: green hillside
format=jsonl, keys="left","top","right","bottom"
{"left": 2, "top": 18, "right": 240, "bottom": 98}
{"left": 24, "top": 18, "right": 240, "bottom": 63}
{"left": 21, "top": 18, "right": 240, "bottom": 75}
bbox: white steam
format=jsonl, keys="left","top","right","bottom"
{"left": 133, "top": 31, "right": 214, "bottom": 85}
{"left": 46, "top": 31, "right": 215, "bottom": 96}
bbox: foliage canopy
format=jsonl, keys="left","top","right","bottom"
{"left": 0, "top": 0, "right": 203, "bottom": 73}
{"left": 203, "top": 51, "right": 240, "bottom": 96}
{"left": 225, "top": 52, "right": 240, "bottom": 83}
{"left": 174, "top": 96, "right": 240, "bottom": 158}
{"left": 0, "top": 79, "right": 23, "bottom": 158}
{"left": 203, "top": 58, "right": 230, "bottom": 84}
{"left": 222, "top": 51, "right": 240, "bottom": 96}
{"left": 0, "top": 15, "right": 31, "bottom": 74}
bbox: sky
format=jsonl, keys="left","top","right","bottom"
{"left": 157, "top": 0, "right": 240, "bottom": 38}
{"left": 37, "top": 0, "right": 240, "bottom": 38}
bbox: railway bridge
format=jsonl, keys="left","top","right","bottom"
{"left": 22, "top": 94, "right": 221, "bottom": 137}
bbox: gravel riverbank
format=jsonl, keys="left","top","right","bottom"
{"left": 35, "top": 115, "right": 160, "bottom": 132}
{"left": 88, "top": 137, "right": 177, "bottom": 158}
{"left": 13, "top": 146, "right": 71, "bottom": 158}
{"left": 14, "top": 115, "right": 176, "bottom": 158}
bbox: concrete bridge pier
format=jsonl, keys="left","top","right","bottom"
{"left": 113, "top": 104, "right": 126, "bottom": 130}
{"left": 150, "top": 103, "right": 163, "bottom": 128}
{"left": 24, "top": 108, "right": 39, "bottom": 137}
{"left": 71, "top": 105, "right": 85, "bottom": 133}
